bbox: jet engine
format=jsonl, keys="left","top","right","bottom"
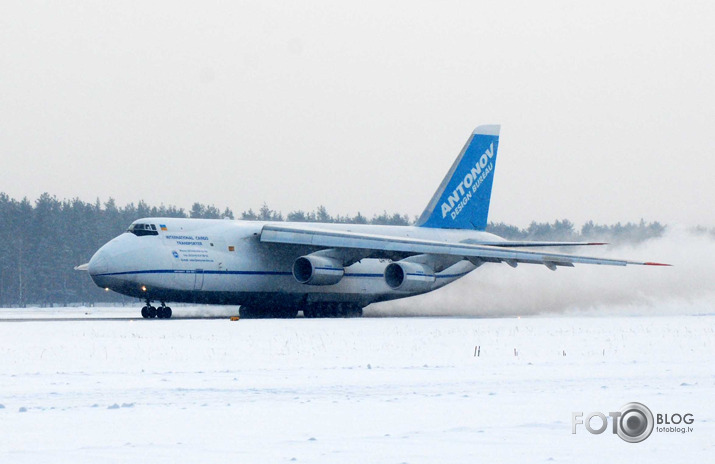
{"left": 292, "top": 255, "right": 344, "bottom": 285}
{"left": 384, "top": 261, "right": 436, "bottom": 292}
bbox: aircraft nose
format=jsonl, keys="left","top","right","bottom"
{"left": 88, "top": 247, "right": 111, "bottom": 288}
{"left": 88, "top": 248, "right": 109, "bottom": 276}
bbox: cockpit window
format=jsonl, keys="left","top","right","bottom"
{"left": 127, "top": 223, "right": 159, "bottom": 236}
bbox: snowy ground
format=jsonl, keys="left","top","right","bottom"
{"left": 0, "top": 307, "right": 713, "bottom": 463}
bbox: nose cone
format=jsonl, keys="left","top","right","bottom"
{"left": 88, "top": 249, "right": 109, "bottom": 275}
{"left": 88, "top": 247, "right": 111, "bottom": 288}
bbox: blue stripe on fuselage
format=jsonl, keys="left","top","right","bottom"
{"left": 93, "top": 269, "right": 470, "bottom": 279}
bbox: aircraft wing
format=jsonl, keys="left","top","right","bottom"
{"left": 457, "top": 240, "right": 608, "bottom": 247}
{"left": 260, "top": 224, "right": 670, "bottom": 268}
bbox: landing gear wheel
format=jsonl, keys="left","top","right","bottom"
{"left": 302, "top": 307, "right": 319, "bottom": 318}
{"left": 141, "top": 306, "right": 149, "bottom": 318}
{"left": 303, "top": 303, "right": 363, "bottom": 318}
{"left": 147, "top": 306, "right": 157, "bottom": 318}
{"left": 156, "top": 306, "right": 173, "bottom": 319}
{"left": 303, "top": 304, "right": 331, "bottom": 318}
{"left": 273, "top": 308, "right": 298, "bottom": 318}
{"left": 240, "top": 306, "right": 298, "bottom": 319}
{"left": 340, "top": 305, "right": 363, "bottom": 318}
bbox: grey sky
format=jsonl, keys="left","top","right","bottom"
{"left": 1, "top": 1, "right": 713, "bottom": 227}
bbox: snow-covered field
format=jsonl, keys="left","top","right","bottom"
{"left": 0, "top": 307, "right": 713, "bottom": 463}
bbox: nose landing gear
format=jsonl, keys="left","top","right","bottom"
{"left": 141, "top": 300, "right": 172, "bottom": 319}
{"left": 157, "top": 303, "right": 172, "bottom": 319}
{"left": 140, "top": 304, "right": 156, "bottom": 318}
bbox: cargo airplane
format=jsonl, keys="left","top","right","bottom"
{"left": 78, "top": 125, "right": 668, "bottom": 318}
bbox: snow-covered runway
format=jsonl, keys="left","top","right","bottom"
{"left": 0, "top": 308, "right": 713, "bottom": 463}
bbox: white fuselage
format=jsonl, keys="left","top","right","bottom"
{"left": 88, "top": 218, "right": 502, "bottom": 308}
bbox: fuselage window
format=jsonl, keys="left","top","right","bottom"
{"left": 127, "top": 223, "right": 159, "bottom": 237}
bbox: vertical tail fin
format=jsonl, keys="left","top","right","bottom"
{"left": 416, "top": 125, "right": 500, "bottom": 230}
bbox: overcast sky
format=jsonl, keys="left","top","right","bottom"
{"left": 1, "top": 1, "right": 713, "bottom": 227}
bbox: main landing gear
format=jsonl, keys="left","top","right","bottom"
{"left": 141, "top": 300, "right": 172, "bottom": 319}
{"left": 303, "top": 303, "right": 363, "bottom": 318}
{"left": 239, "top": 306, "right": 298, "bottom": 319}
{"left": 238, "top": 303, "right": 363, "bottom": 319}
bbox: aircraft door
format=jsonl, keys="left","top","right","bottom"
{"left": 194, "top": 269, "right": 205, "bottom": 290}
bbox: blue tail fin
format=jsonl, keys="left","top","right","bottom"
{"left": 416, "top": 125, "right": 500, "bottom": 230}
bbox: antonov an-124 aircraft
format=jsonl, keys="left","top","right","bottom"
{"left": 78, "top": 125, "right": 668, "bottom": 318}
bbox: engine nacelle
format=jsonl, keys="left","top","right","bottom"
{"left": 384, "top": 261, "right": 436, "bottom": 292}
{"left": 292, "top": 255, "right": 345, "bottom": 286}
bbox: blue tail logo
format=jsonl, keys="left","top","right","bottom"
{"left": 416, "top": 125, "right": 500, "bottom": 230}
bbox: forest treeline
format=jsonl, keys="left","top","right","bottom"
{"left": 0, "top": 192, "right": 684, "bottom": 307}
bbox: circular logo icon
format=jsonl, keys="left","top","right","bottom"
{"left": 617, "top": 402, "right": 654, "bottom": 443}
{"left": 172, "top": 250, "right": 179, "bottom": 259}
